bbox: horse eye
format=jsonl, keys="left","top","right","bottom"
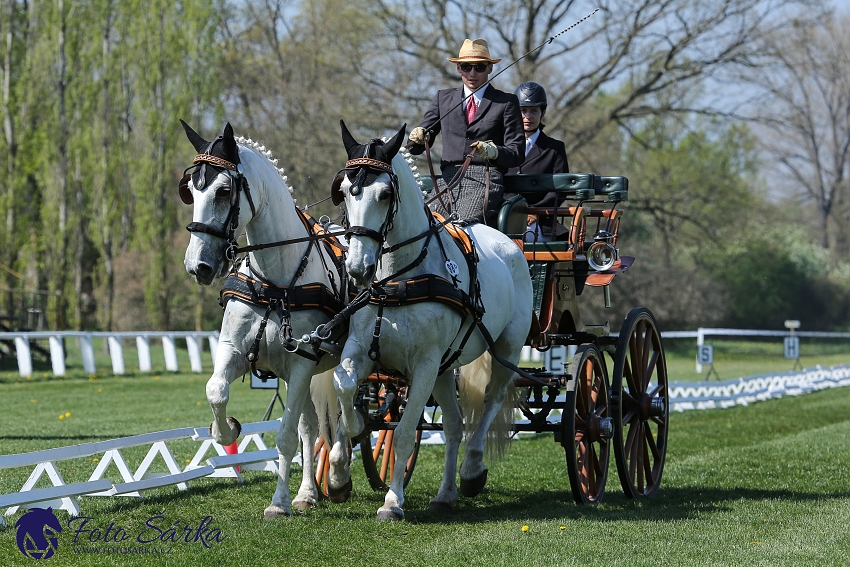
{"left": 216, "top": 187, "right": 231, "bottom": 199}
{"left": 378, "top": 188, "right": 392, "bottom": 201}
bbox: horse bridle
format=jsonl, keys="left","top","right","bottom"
{"left": 179, "top": 151, "right": 257, "bottom": 262}
{"left": 333, "top": 156, "right": 400, "bottom": 249}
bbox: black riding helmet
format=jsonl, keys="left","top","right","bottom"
{"left": 514, "top": 81, "right": 547, "bottom": 112}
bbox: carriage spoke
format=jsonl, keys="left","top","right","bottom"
{"left": 635, "top": 423, "right": 645, "bottom": 492}
{"left": 372, "top": 429, "right": 386, "bottom": 462}
{"left": 644, "top": 424, "right": 660, "bottom": 461}
{"left": 622, "top": 406, "right": 638, "bottom": 427}
{"left": 587, "top": 444, "right": 598, "bottom": 496}
{"left": 642, "top": 430, "right": 654, "bottom": 487}
{"left": 641, "top": 326, "right": 653, "bottom": 391}
{"left": 645, "top": 350, "right": 660, "bottom": 386}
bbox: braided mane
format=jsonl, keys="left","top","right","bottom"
{"left": 235, "top": 136, "right": 295, "bottom": 195}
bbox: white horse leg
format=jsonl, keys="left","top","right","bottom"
{"left": 206, "top": 345, "right": 249, "bottom": 446}
{"left": 265, "top": 369, "right": 312, "bottom": 519}
{"left": 459, "top": 360, "right": 516, "bottom": 497}
{"left": 326, "top": 427, "right": 352, "bottom": 503}
{"left": 378, "top": 373, "right": 435, "bottom": 521}
{"left": 292, "top": 404, "right": 321, "bottom": 511}
{"left": 427, "top": 370, "right": 464, "bottom": 514}
{"left": 334, "top": 347, "right": 370, "bottom": 439}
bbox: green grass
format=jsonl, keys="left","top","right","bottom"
{"left": 1, "top": 371, "right": 850, "bottom": 565}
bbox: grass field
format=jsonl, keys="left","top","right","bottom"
{"left": 1, "top": 364, "right": 849, "bottom": 566}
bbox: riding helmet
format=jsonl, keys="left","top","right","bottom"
{"left": 514, "top": 82, "right": 547, "bottom": 111}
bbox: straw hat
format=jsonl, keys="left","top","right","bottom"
{"left": 447, "top": 38, "right": 501, "bottom": 64}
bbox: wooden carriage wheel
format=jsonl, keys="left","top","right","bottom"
{"left": 313, "top": 437, "right": 331, "bottom": 497}
{"left": 562, "top": 345, "right": 611, "bottom": 504}
{"left": 359, "top": 384, "right": 422, "bottom": 491}
{"left": 610, "top": 307, "right": 669, "bottom": 498}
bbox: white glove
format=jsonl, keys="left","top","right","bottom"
{"left": 471, "top": 140, "right": 498, "bottom": 160}
{"left": 409, "top": 127, "right": 427, "bottom": 145}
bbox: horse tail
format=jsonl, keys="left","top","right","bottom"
{"left": 310, "top": 368, "right": 339, "bottom": 448}
{"left": 457, "top": 352, "right": 516, "bottom": 459}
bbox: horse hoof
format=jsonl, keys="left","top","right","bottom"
{"left": 263, "top": 505, "right": 291, "bottom": 519}
{"left": 460, "top": 468, "right": 488, "bottom": 497}
{"left": 428, "top": 500, "right": 454, "bottom": 514}
{"left": 226, "top": 416, "right": 243, "bottom": 436}
{"left": 377, "top": 507, "right": 404, "bottom": 521}
{"left": 327, "top": 478, "right": 353, "bottom": 504}
{"left": 291, "top": 499, "right": 316, "bottom": 511}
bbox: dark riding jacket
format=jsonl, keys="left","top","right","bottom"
{"left": 415, "top": 85, "right": 525, "bottom": 173}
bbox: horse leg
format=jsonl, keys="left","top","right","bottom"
{"left": 265, "top": 365, "right": 313, "bottom": 519}
{"left": 206, "top": 343, "right": 249, "bottom": 446}
{"left": 427, "top": 370, "right": 464, "bottom": 514}
{"left": 291, "top": 403, "right": 321, "bottom": 511}
{"left": 333, "top": 343, "right": 371, "bottom": 439}
{"left": 326, "top": 427, "right": 352, "bottom": 503}
{"left": 459, "top": 357, "right": 516, "bottom": 497}
{"left": 378, "top": 372, "right": 435, "bottom": 521}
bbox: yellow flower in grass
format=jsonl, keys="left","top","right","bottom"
{"left": 559, "top": 526, "right": 566, "bottom": 530}
{"left": 58, "top": 414, "right": 64, "bottom": 420}
{"left": 521, "top": 525, "right": 529, "bottom": 532}
{"left": 65, "top": 412, "right": 71, "bottom": 417}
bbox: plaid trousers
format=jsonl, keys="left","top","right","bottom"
{"left": 431, "top": 164, "right": 504, "bottom": 225}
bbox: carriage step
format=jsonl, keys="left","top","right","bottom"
{"left": 583, "top": 323, "right": 610, "bottom": 337}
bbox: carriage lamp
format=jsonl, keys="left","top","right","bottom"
{"left": 587, "top": 230, "right": 618, "bottom": 272}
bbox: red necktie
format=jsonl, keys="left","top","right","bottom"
{"left": 466, "top": 98, "right": 477, "bottom": 124}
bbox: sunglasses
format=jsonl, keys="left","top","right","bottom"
{"left": 459, "top": 63, "right": 489, "bottom": 73}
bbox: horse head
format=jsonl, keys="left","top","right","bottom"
{"left": 180, "top": 120, "right": 256, "bottom": 285}
{"left": 332, "top": 120, "right": 406, "bottom": 287}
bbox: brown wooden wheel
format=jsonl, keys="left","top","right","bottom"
{"left": 313, "top": 437, "right": 331, "bottom": 497}
{"left": 610, "top": 307, "right": 669, "bottom": 498}
{"left": 359, "top": 384, "right": 422, "bottom": 491}
{"left": 562, "top": 344, "right": 611, "bottom": 504}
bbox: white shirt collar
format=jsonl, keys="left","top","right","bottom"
{"left": 463, "top": 83, "right": 488, "bottom": 109}
{"left": 525, "top": 129, "right": 541, "bottom": 154}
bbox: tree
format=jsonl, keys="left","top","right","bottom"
{"left": 741, "top": 13, "right": 850, "bottom": 259}
{"left": 368, "top": 0, "right": 823, "bottom": 156}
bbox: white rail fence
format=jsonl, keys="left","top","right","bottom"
{"left": 0, "top": 331, "right": 219, "bottom": 377}
{"left": 0, "top": 419, "right": 281, "bottom": 527}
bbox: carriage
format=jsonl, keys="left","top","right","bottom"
{"left": 180, "top": 121, "right": 668, "bottom": 519}
{"left": 312, "top": 169, "right": 669, "bottom": 506}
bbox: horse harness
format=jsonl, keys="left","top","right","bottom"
{"left": 218, "top": 211, "right": 348, "bottom": 370}
{"left": 324, "top": 143, "right": 487, "bottom": 375}
{"left": 179, "top": 149, "right": 348, "bottom": 373}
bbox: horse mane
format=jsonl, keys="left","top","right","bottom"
{"left": 385, "top": 137, "right": 425, "bottom": 196}
{"left": 234, "top": 136, "right": 294, "bottom": 195}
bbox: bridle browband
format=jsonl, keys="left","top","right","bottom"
{"left": 181, "top": 149, "right": 257, "bottom": 262}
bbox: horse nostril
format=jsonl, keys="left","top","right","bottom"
{"left": 193, "top": 262, "right": 215, "bottom": 282}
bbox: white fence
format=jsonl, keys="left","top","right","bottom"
{"left": 0, "top": 331, "right": 219, "bottom": 377}
{"left": 0, "top": 419, "right": 281, "bottom": 527}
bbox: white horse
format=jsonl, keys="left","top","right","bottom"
{"left": 180, "top": 121, "right": 344, "bottom": 518}
{"left": 329, "top": 121, "right": 533, "bottom": 520}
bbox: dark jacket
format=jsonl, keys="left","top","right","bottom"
{"left": 415, "top": 85, "right": 524, "bottom": 173}
{"left": 507, "top": 129, "right": 569, "bottom": 208}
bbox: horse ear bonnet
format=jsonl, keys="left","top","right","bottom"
{"left": 331, "top": 120, "right": 407, "bottom": 206}
{"left": 179, "top": 120, "right": 241, "bottom": 204}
